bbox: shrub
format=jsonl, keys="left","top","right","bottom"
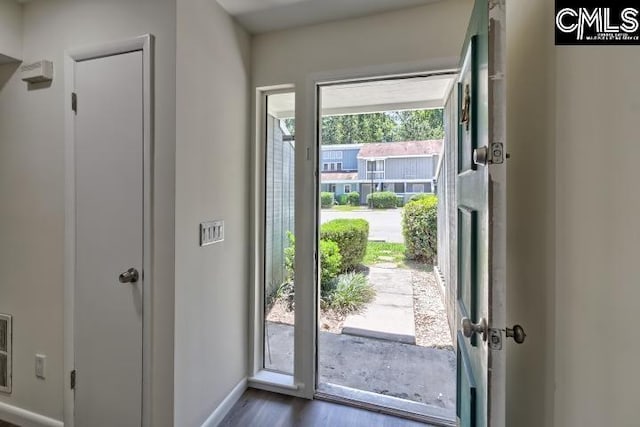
{"left": 340, "top": 192, "right": 360, "bottom": 206}
{"left": 367, "top": 191, "right": 397, "bottom": 209}
{"left": 319, "top": 239, "right": 342, "bottom": 298}
{"left": 274, "top": 281, "right": 295, "bottom": 310}
{"left": 321, "top": 192, "right": 335, "bottom": 208}
{"left": 320, "top": 219, "right": 369, "bottom": 272}
{"left": 284, "top": 233, "right": 342, "bottom": 304}
{"left": 328, "top": 273, "right": 375, "bottom": 313}
{"left": 284, "top": 232, "right": 295, "bottom": 282}
{"left": 409, "top": 192, "right": 432, "bottom": 202}
{"left": 402, "top": 194, "right": 438, "bottom": 262}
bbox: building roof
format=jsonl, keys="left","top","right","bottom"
{"left": 357, "top": 140, "right": 442, "bottom": 158}
{"left": 321, "top": 143, "right": 363, "bottom": 150}
{"left": 321, "top": 172, "right": 358, "bottom": 182}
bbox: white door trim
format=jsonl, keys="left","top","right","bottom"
{"left": 63, "top": 34, "right": 154, "bottom": 427}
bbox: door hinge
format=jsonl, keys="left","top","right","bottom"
{"left": 71, "top": 92, "right": 77, "bottom": 114}
{"left": 70, "top": 369, "right": 76, "bottom": 390}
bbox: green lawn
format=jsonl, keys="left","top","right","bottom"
{"left": 363, "top": 241, "right": 407, "bottom": 267}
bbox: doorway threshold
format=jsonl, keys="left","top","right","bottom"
{"left": 315, "top": 383, "right": 455, "bottom": 427}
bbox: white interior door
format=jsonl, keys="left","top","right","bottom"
{"left": 74, "top": 50, "right": 144, "bottom": 427}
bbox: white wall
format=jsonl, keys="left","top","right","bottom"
{"left": 174, "top": 0, "right": 251, "bottom": 425}
{"left": 0, "top": 0, "right": 176, "bottom": 424}
{"left": 0, "top": 0, "right": 22, "bottom": 62}
{"left": 506, "top": 1, "right": 556, "bottom": 426}
{"left": 555, "top": 48, "right": 640, "bottom": 427}
{"left": 252, "top": 0, "right": 473, "bottom": 88}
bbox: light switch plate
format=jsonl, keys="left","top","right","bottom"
{"left": 200, "top": 220, "right": 224, "bottom": 246}
{"left": 35, "top": 354, "right": 46, "bottom": 379}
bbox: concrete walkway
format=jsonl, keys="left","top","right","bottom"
{"left": 342, "top": 264, "right": 416, "bottom": 344}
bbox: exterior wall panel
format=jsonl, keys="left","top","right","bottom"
{"left": 265, "top": 115, "right": 295, "bottom": 298}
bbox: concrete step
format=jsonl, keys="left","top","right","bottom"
{"left": 342, "top": 266, "right": 416, "bottom": 344}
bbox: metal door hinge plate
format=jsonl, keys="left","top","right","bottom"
{"left": 491, "top": 142, "right": 504, "bottom": 164}
{"left": 489, "top": 324, "right": 527, "bottom": 350}
{"left": 489, "top": 328, "right": 502, "bottom": 350}
{"left": 71, "top": 92, "right": 77, "bottom": 114}
{"left": 70, "top": 369, "right": 76, "bottom": 389}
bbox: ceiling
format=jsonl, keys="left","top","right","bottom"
{"left": 217, "top": 0, "right": 442, "bottom": 34}
{"left": 267, "top": 74, "right": 455, "bottom": 119}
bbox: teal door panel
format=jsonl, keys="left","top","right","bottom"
{"left": 456, "top": 1, "right": 494, "bottom": 426}
{"left": 457, "top": 332, "right": 477, "bottom": 427}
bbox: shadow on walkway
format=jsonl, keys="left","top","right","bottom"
{"left": 264, "top": 322, "right": 456, "bottom": 419}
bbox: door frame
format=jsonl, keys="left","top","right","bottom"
{"left": 63, "top": 34, "right": 154, "bottom": 427}
{"left": 310, "top": 69, "right": 457, "bottom": 424}
{"left": 248, "top": 85, "right": 303, "bottom": 395}
{"left": 249, "top": 60, "right": 460, "bottom": 400}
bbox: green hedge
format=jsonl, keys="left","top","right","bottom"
{"left": 321, "top": 192, "right": 334, "bottom": 208}
{"left": 409, "top": 193, "right": 432, "bottom": 202}
{"left": 340, "top": 192, "right": 360, "bottom": 206}
{"left": 402, "top": 195, "right": 438, "bottom": 262}
{"left": 318, "top": 239, "right": 342, "bottom": 297}
{"left": 367, "top": 191, "right": 397, "bottom": 209}
{"left": 284, "top": 233, "right": 342, "bottom": 297}
{"left": 320, "top": 219, "right": 369, "bottom": 272}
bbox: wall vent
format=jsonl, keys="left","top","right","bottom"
{"left": 0, "top": 314, "right": 12, "bottom": 394}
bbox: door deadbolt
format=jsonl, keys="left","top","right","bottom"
{"left": 118, "top": 268, "right": 139, "bottom": 284}
{"left": 461, "top": 317, "right": 488, "bottom": 342}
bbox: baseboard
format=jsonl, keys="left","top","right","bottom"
{"left": 0, "top": 401, "right": 63, "bottom": 427}
{"left": 201, "top": 377, "right": 247, "bottom": 427}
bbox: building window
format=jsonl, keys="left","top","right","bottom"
{"left": 330, "top": 163, "right": 336, "bottom": 171}
{"left": 407, "top": 183, "right": 427, "bottom": 193}
{"left": 425, "top": 182, "right": 432, "bottom": 193}
{"left": 366, "top": 159, "right": 385, "bottom": 180}
{"left": 324, "top": 151, "right": 343, "bottom": 161}
{"left": 337, "top": 162, "right": 342, "bottom": 171}
{"left": 344, "top": 184, "right": 351, "bottom": 193}
{"left": 329, "top": 184, "right": 337, "bottom": 193}
{"left": 323, "top": 163, "right": 329, "bottom": 171}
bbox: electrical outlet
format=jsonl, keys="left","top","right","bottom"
{"left": 35, "top": 354, "right": 46, "bottom": 379}
{"left": 199, "top": 220, "right": 224, "bottom": 246}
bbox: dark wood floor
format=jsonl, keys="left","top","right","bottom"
{"left": 220, "top": 388, "right": 435, "bottom": 427}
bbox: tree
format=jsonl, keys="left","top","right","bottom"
{"left": 389, "top": 109, "right": 444, "bottom": 141}
{"left": 282, "top": 108, "right": 444, "bottom": 145}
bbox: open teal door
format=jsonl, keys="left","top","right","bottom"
{"left": 454, "top": 1, "right": 507, "bottom": 426}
